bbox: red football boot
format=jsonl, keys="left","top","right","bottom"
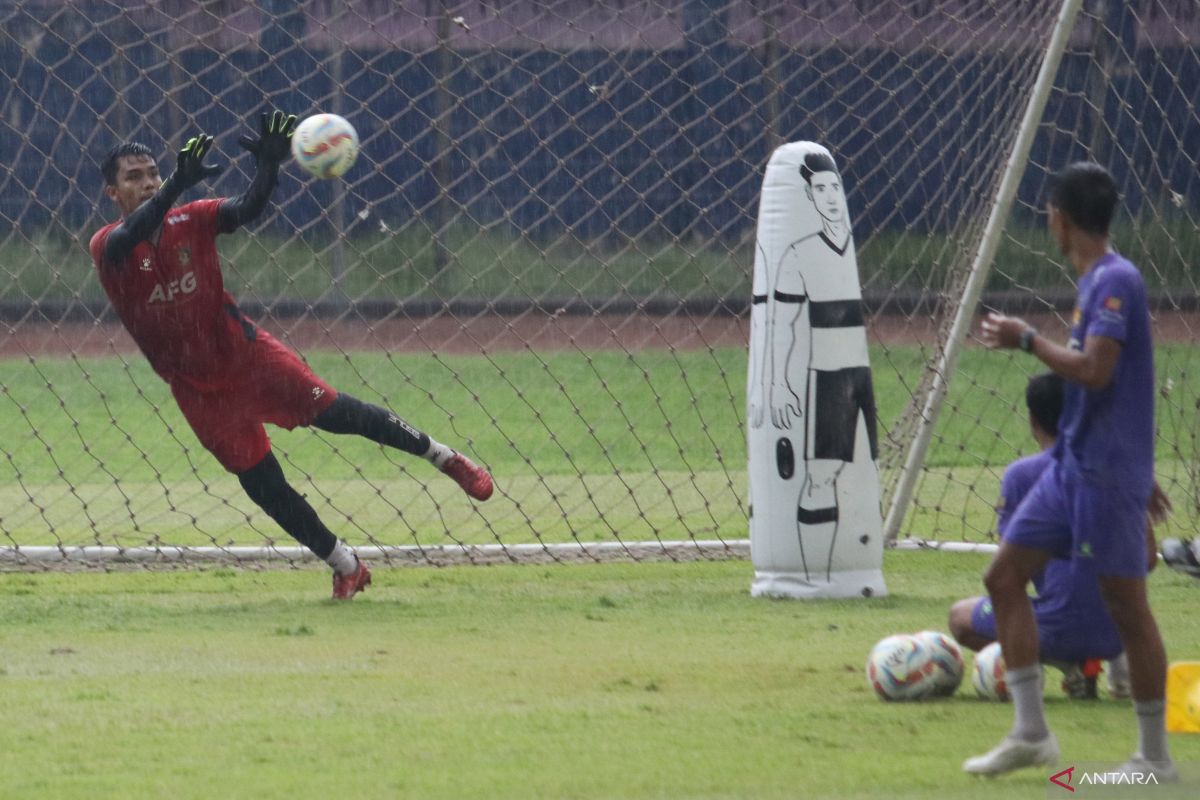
{"left": 331, "top": 559, "right": 371, "bottom": 600}
{"left": 442, "top": 453, "right": 494, "bottom": 501}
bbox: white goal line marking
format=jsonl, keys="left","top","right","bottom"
{"left": 0, "top": 540, "right": 753, "bottom": 565}
{"left": 0, "top": 539, "right": 1007, "bottom": 566}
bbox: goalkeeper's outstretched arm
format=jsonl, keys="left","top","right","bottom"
{"left": 103, "top": 134, "right": 220, "bottom": 266}
{"left": 218, "top": 110, "right": 297, "bottom": 233}
{"left": 216, "top": 156, "right": 281, "bottom": 233}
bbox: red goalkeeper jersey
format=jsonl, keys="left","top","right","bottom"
{"left": 90, "top": 198, "right": 255, "bottom": 389}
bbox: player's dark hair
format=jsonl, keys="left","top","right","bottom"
{"left": 1026, "top": 372, "right": 1064, "bottom": 437}
{"left": 101, "top": 142, "right": 155, "bottom": 186}
{"left": 799, "top": 152, "right": 839, "bottom": 185}
{"left": 1048, "top": 162, "right": 1119, "bottom": 236}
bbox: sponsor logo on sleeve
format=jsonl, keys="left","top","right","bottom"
{"left": 1097, "top": 295, "right": 1125, "bottom": 326}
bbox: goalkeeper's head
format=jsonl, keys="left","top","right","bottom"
{"left": 101, "top": 142, "right": 160, "bottom": 215}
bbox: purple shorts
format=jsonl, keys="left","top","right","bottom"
{"left": 1004, "top": 461, "right": 1150, "bottom": 579}
{"left": 970, "top": 595, "right": 1123, "bottom": 663}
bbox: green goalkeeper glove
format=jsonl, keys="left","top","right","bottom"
{"left": 237, "top": 109, "right": 298, "bottom": 165}
{"left": 165, "top": 134, "right": 222, "bottom": 193}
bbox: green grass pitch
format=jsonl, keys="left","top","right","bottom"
{"left": 0, "top": 551, "right": 1197, "bottom": 799}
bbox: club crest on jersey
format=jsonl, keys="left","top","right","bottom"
{"left": 140, "top": 257, "right": 152, "bottom": 271}
{"left": 1103, "top": 296, "right": 1122, "bottom": 312}
{"left": 177, "top": 246, "right": 191, "bottom": 266}
{"left": 148, "top": 271, "right": 197, "bottom": 304}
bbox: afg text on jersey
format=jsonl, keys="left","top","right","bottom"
{"left": 148, "top": 271, "right": 197, "bottom": 304}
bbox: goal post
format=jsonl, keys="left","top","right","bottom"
{"left": 886, "top": 0, "right": 1200, "bottom": 547}
{"left": 882, "top": 0, "right": 1086, "bottom": 544}
{"left": 1, "top": 1, "right": 1197, "bottom": 567}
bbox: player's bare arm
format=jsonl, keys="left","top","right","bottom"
{"left": 1148, "top": 481, "right": 1172, "bottom": 525}
{"left": 218, "top": 110, "right": 297, "bottom": 233}
{"left": 1144, "top": 483, "right": 1170, "bottom": 572}
{"left": 979, "top": 312, "right": 1120, "bottom": 390}
{"left": 103, "top": 134, "right": 221, "bottom": 266}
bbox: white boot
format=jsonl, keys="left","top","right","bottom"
{"left": 963, "top": 734, "right": 1059, "bottom": 775}
{"left": 1115, "top": 753, "right": 1178, "bottom": 783}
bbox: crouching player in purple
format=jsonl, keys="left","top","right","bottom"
{"left": 949, "top": 372, "right": 1155, "bottom": 699}
{"left": 966, "top": 163, "right": 1176, "bottom": 780}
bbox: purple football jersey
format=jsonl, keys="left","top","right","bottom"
{"left": 1054, "top": 252, "right": 1155, "bottom": 494}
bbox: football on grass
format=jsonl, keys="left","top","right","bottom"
{"left": 291, "top": 113, "right": 359, "bottom": 179}
{"left": 914, "top": 630, "right": 965, "bottom": 696}
{"left": 867, "top": 634, "right": 938, "bottom": 701}
{"left": 972, "top": 641, "right": 1009, "bottom": 701}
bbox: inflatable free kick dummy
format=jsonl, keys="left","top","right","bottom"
{"left": 746, "top": 142, "right": 886, "bottom": 599}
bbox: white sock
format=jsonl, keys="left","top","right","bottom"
{"left": 326, "top": 541, "right": 359, "bottom": 576}
{"left": 1008, "top": 664, "right": 1050, "bottom": 742}
{"left": 1108, "top": 653, "right": 1130, "bottom": 686}
{"left": 1135, "top": 699, "right": 1171, "bottom": 763}
{"left": 424, "top": 438, "right": 455, "bottom": 469}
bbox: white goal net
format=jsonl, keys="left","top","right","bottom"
{"left": 0, "top": 0, "right": 1196, "bottom": 566}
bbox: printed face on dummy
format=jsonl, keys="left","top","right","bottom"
{"left": 807, "top": 170, "right": 845, "bottom": 225}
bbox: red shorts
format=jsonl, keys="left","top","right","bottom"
{"left": 170, "top": 331, "right": 336, "bottom": 473}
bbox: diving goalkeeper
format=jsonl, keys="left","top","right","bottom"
{"left": 89, "top": 110, "right": 493, "bottom": 599}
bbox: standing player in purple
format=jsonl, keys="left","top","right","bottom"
{"left": 967, "top": 163, "right": 1175, "bottom": 780}
{"left": 90, "top": 111, "right": 494, "bottom": 600}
